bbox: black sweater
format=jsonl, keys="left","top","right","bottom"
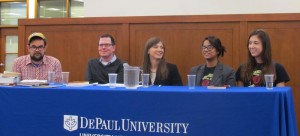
{"left": 85, "top": 58, "right": 124, "bottom": 84}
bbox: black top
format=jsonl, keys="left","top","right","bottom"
{"left": 235, "top": 63, "right": 290, "bottom": 86}
{"left": 153, "top": 63, "right": 183, "bottom": 86}
{"left": 200, "top": 66, "right": 216, "bottom": 86}
{"left": 85, "top": 58, "right": 124, "bottom": 84}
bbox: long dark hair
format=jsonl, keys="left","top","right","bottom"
{"left": 241, "top": 29, "right": 275, "bottom": 84}
{"left": 142, "top": 37, "right": 168, "bottom": 80}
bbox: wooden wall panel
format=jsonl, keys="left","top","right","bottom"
{"left": 22, "top": 24, "right": 128, "bottom": 81}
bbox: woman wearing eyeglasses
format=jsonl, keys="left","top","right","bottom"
{"left": 142, "top": 37, "right": 183, "bottom": 86}
{"left": 189, "top": 36, "right": 236, "bottom": 86}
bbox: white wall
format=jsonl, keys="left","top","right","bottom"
{"left": 84, "top": 0, "right": 300, "bottom": 17}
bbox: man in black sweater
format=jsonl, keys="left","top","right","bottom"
{"left": 85, "top": 34, "right": 124, "bottom": 84}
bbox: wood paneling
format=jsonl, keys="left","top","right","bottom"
{"left": 130, "top": 23, "right": 240, "bottom": 83}
{"left": 21, "top": 24, "right": 127, "bottom": 81}
{"left": 18, "top": 14, "right": 300, "bottom": 130}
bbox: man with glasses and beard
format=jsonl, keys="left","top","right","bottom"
{"left": 12, "top": 32, "right": 62, "bottom": 82}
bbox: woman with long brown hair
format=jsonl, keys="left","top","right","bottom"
{"left": 236, "top": 29, "right": 290, "bottom": 87}
{"left": 142, "top": 37, "right": 182, "bottom": 86}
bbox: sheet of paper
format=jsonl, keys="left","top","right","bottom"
{"left": 207, "top": 86, "right": 227, "bottom": 89}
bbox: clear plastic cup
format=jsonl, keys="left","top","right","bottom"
{"left": 47, "top": 71, "right": 55, "bottom": 85}
{"left": 108, "top": 73, "right": 118, "bottom": 88}
{"left": 141, "top": 73, "right": 150, "bottom": 88}
{"left": 62, "top": 72, "right": 70, "bottom": 85}
{"left": 264, "top": 74, "right": 274, "bottom": 90}
{"left": 187, "top": 74, "right": 196, "bottom": 89}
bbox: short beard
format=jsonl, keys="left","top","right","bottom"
{"left": 30, "top": 53, "right": 44, "bottom": 61}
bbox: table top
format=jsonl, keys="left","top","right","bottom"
{"left": 0, "top": 84, "right": 294, "bottom": 92}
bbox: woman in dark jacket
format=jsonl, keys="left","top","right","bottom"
{"left": 189, "top": 36, "right": 235, "bottom": 86}
{"left": 142, "top": 37, "right": 182, "bottom": 86}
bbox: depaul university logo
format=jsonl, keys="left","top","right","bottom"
{"left": 64, "top": 115, "right": 78, "bottom": 131}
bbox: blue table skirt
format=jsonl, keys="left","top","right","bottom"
{"left": 0, "top": 86, "right": 298, "bottom": 136}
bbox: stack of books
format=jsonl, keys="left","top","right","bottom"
{"left": 0, "top": 71, "right": 21, "bottom": 85}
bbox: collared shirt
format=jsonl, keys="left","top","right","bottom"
{"left": 12, "top": 55, "right": 62, "bottom": 82}
{"left": 99, "top": 54, "right": 117, "bottom": 65}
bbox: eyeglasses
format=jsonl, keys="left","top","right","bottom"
{"left": 30, "top": 46, "right": 45, "bottom": 51}
{"left": 201, "top": 45, "right": 214, "bottom": 51}
{"left": 99, "top": 44, "right": 113, "bottom": 48}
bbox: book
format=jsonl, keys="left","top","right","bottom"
{"left": 0, "top": 71, "right": 21, "bottom": 85}
{"left": 18, "top": 80, "right": 48, "bottom": 86}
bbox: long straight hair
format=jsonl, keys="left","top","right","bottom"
{"left": 241, "top": 29, "right": 275, "bottom": 84}
{"left": 142, "top": 37, "right": 168, "bottom": 80}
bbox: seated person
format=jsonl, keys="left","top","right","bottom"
{"left": 190, "top": 36, "right": 235, "bottom": 86}
{"left": 12, "top": 32, "right": 62, "bottom": 82}
{"left": 141, "top": 37, "right": 183, "bottom": 86}
{"left": 86, "top": 34, "right": 124, "bottom": 84}
{"left": 236, "top": 29, "right": 290, "bottom": 87}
